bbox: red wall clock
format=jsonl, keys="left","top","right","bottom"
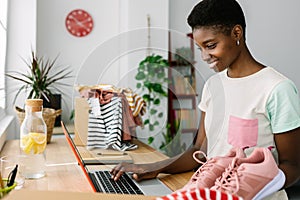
{"left": 65, "top": 9, "right": 94, "bottom": 37}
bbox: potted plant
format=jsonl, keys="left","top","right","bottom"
{"left": 6, "top": 51, "right": 73, "bottom": 142}
{"left": 134, "top": 53, "right": 187, "bottom": 156}
{"left": 135, "top": 54, "right": 169, "bottom": 140}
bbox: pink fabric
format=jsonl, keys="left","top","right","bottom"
{"left": 119, "top": 93, "right": 137, "bottom": 140}
{"left": 228, "top": 115, "right": 258, "bottom": 149}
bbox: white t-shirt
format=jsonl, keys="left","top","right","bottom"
{"left": 198, "top": 67, "right": 300, "bottom": 200}
{"left": 199, "top": 67, "right": 300, "bottom": 158}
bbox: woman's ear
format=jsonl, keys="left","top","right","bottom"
{"left": 233, "top": 25, "right": 243, "bottom": 38}
{"left": 232, "top": 25, "right": 243, "bottom": 45}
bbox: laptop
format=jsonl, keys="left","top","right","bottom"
{"left": 61, "top": 121, "right": 173, "bottom": 196}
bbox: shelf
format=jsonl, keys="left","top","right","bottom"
{"left": 168, "top": 32, "right": 197, "bottom": 136}
{"left": 172, "top": 95, "right": 197, "bottom": 110}
{"left": 181, "top": 128, "right": 198, "bottom": 134}
{"left": 172, "top": 94, "right": 197, "bottom": 98}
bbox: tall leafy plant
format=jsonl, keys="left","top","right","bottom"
{"left": 6, "top": 51, "right": 73, "bottom": 105}
{"left": 135, "top": 53, "right": 188, "bottom": 156}
{"left": 135, "top": 54, "right": 169, "bottom": 144}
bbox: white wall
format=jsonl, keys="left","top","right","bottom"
{"left": 5, "top": 0, "right": 169, "bottom": 139}
{"left": 5, "top": 0, "right": 300, "bottom": 141}
{"left": 239, "top": 0, "right": 300, "bottom": 90}
{"left": 5, "top": 0, "right": 36, "bottom": 139}
{"left": 36, "top": 0, "right": 122, "bottom": 125}
{"left": 170, "top": 0, "right": 300, "bottom": 91}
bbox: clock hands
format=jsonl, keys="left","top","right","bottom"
{"left": 79, "top": 18, "right": 92, "bottom": 24}
{"left": 68, "top": 15, "right": 92, "bottom": 31}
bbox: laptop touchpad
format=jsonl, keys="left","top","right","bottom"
{"left": 136, "top": 179, "right": 172, "bottom": 196}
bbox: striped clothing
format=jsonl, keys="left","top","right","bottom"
{"left": 156, "top": 188, "right": 243, "bottom": 200}
{"left": 122, "top": 88, "right": 146, "bottom": 117}
{"left": 87, "top": 97, "right": 137, "bottom": 151}
{"left": 77, "top": 84, "right": 146, "bottom": 117}
{"left": 87, "top": 97, "right": 122, "bottom": 150}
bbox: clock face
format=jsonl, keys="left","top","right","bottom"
{"left": 65, "top": 9, "right": 94, "bottom": 37}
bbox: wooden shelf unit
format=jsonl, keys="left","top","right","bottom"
{"left": 168, "top": 32, "right": 198, "bottom": 136}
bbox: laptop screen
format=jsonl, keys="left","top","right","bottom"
{"left": 61, "top": 121, "right": 97, "bottom": 192}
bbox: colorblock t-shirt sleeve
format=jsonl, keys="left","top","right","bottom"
{"left": 198, "top": 81, "right": 211, "bottom": 112}
{"left": 267, "top": 79, "right": 300, "bottom": 133}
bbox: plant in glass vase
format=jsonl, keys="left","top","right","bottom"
{"left": 6, "top": 51, "right": 73, "bottom": 143}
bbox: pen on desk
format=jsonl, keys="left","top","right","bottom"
{"left": 7, "top": 164, "right": 18, "bottom": 187}
{"left": 97, "top": 153, "right": 127, "bottom": 156}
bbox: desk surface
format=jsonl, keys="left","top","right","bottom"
{"left": 0, "top": 137, "right": 192, "bottom": 193}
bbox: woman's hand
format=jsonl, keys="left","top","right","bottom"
{"left": 110, "top": 162, "right": 159, "bottom": 182}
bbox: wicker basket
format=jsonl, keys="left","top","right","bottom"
{"left": 15, "top": 106, "right": 62, "bottom": 143}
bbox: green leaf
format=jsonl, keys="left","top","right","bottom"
{"left": 138, "top": 61, "right": 146, "bottom": 70}
{"left": 69, "top": 109, "right": 75, "bottom": 121}
{"left": 149, "top": 124, "right": 154, "bottom": 131}
{"left": 5, "top": 51, "right": 73, "bottom": 104}
{"left": 152, "top": 83, "right": 167, "bottom": 96}
{"left": 157, "top": 71, "right": 166, "bottom": 79}
{"left": 158, "top": 112, "right": 163, "bottom": 118}
{"left": 150, "top": 109, "right": 157, "bottom": 115}
{"left": 144, "top": 81, "right": 152, "bottom": 90}
{"left": 142, "top": 94, "right": 151, "bottom": 102}
{"left": 153, "top": 98, "right": 160, "bottom": 105}
{"left": 159, "top": 142, "right": 166, "bottom": 150}
{"left": 136, "top": 83, "right": 142, "bottom": 89}
{"left": 148, "top": 137, "right": 154, "bottom": 144}
{"left": 160, "top": 59, "right": 169, "bottom": 66}
{"left": 144, "top": 119, "right": 150, "bottom": 125}
{"left": 135, "top": 72, "right": 146, "bottom": 80}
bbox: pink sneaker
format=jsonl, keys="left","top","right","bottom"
{"left": 178, "top": 148, "right": 246, "bottom": 191}
{"left": 211, "top": 148, "right": 285, "bottom": 200}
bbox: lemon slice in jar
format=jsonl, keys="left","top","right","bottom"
{"left": 21, "top": 132, "right": 46, "bottom": 154}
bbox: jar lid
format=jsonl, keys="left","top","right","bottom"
{"left": 25, "top": 99, "right": 43, "bottom": 111}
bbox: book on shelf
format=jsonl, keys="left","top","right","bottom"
{"left": 174, "top": 109, "right": 198, "bottom": 130}
{"left": 172, "top": 74, "right": 194, "bottom": 94}
{"left": 171, "top": 65, "right": 195, "bottom": 95}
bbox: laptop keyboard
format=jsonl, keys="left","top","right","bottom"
{"left": 90, "top": 170, "right": 144, "bottom": 195}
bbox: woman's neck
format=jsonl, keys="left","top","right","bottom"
{"left": 227, "top": 47, "right": 265, "bottom": 78}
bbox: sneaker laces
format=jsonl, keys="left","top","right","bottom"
{"left": 213, "top": 158, "right": 242, "bottom": 195}
{"left": 190, "top": 151, "right": 217, "bottom": 184}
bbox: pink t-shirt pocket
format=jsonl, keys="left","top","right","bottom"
{"left": 228, "top": 115, "right": 258, "bottom": 149}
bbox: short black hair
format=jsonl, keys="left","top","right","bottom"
{"left": 187, "top": 0, "right": 246, "bottom": 38}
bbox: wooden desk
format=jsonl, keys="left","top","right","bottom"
{"left": 0, "top": 137, "right": 192, "bottom": 192}
{"left": 0, "top": 137, "right": 92, "bottom": 192}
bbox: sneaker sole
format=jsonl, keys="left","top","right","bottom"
{"left": 252, "top": 169, "right": 285, "bottom": 200}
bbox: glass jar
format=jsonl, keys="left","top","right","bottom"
{"left": 20, "top": 99, "right": 47, "bottom": 179}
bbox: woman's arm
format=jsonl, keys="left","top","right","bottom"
{"left": 110, "top": 112, "right": 207, "bottom": 181}
{"left": 274, "top": 127, "right": 300, "bottom": 188}
{"left": 158, "top": 111, "right": 207, "bottom": 174}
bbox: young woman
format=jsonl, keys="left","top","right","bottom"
{"left": 111, "top": 0, "right": 300, "bottom": 199}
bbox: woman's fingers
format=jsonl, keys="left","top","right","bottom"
{"left": 110, "top": 163, "right": 131, "bottom": 181}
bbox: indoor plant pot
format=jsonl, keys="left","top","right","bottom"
{"left": 6, "top": 51, "right": 72, "bottom": 142}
